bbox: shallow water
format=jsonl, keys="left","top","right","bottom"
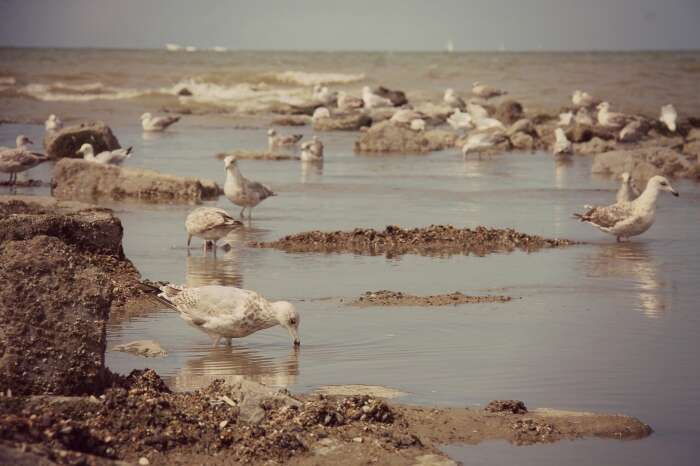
{"left": 1, "top": 122, "right": 699, "bottom": 465}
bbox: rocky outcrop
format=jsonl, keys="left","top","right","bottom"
{"left": 591, "top": 146, "right": 700, "bottom": 185}
{"left": 574, "top": 137, "right": 618, "bottom": 155}
{"left": 52, "top": 158, "right": 221, "bottom": 204}
{"left": 494, "top": 100, "right": 524, "bottom": 125}
{"left": 509, "top": 132, "right": 536, "bottom": 151}
{"left": 313, "top": 113, "right": 372, "bottom": 131}
{"left": 354, "top": 121, "right": 453, "bottom": 153}
{"left": 43, "top": 121, "right": 121, "bottom": 160}
{"left": 374, "top": 86, "right": 407, "bottom": 107}
{"left": 271, "top": 115, "right": 309, "bottom": 126}
{"left": 0, "top": 198, "right": 143, "bottom": 396}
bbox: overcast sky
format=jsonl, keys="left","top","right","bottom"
{"left": 1, "top": 0, "right": 699, "bottom": 51}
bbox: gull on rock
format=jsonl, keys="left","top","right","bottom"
{"left": 312, "top": 84, "right": 337, "bottom": 106}
{"left": 574, "top": 108, "right": 594, "bottom": 126}
{"left": 300, "top": 136, "right": 324, "bottom": 162}
{"left": 461, "top": 130, "right": 507, "bottom": 158}
{"left": 337, "top": 91, "right": 364, "bottom": 110}
{"left": 141, "top": 112, "right": 180, "bottom": 132}
{"left": 597, "top": 102, "right": 631, "bottom": 129}
{"left": 472, "top": 81, "right": 507, "bottom": 99}
{"left": 572, "top": 90, "right": 600, "bottom": 109}
{"left": 223, "top": 155, "right": 276, "bottom": 219}
{"left": 660, "top": 104, "right": 677, "bottom": 132}
{"left": 157, "top": 284, "right": 300, "bottom": 347}
{"left": 447, "top": 109, "right": 474, "bottom": 131}
{"left": 390, "top": 108, "right": 422, "bottom": 126}
{"left": 361, "top": 86, "right": 393, "bottom": 109}
{"left": 267, "top": 129, "right": 303, "bottom": 150}
{"left": 553, "top": 128, "right": 572, "bottom": 155}
{"left": 0, "top": 135, "right": 48, "bottom": 184}
{"left": 77, "top": 143, "right": 133, "bottom": 165}
{"left": 185, "top": 206, "right": 242, "bottom": 253}
{"left": 443, "top": 88, "right": 466, "bottom": 110}
{"left": 312, "top": 107, "right": 331, "bottom": 121}
{"left": 45, "top": 114, "right": 63, "bottom": 132}
{"left": 558, "top": 111, "right": 574, "bottom": 126}
{"left": 574, "top": 175, "right": 679, "bottom": 242}
{"left": 616, "top": 172, "right": 641, "bottom": 204}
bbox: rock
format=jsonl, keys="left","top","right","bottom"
{"left": 566, "top": 124, "right": 616, "bottom": 143}
{"left": 485, "top": 400, "right": 528, "bottom": 414}
{"left": 138, "top": 457, "right": 150, "bottom": 466}
{"left": 412, "top": 102, "right": 453, "bottom": 124}
{"left": 354, "top": 120, "right": 453, "bottom": 153}
{"left": 365, "top": 108, "right": 395, "bottom": 123}
{"left": 509, "top": 132, "right": 536, "bottom": 151}
{"left": 374, "top": 86, "right": 407, "bottom": 107}
{"left": 682, "top": 140, "right": 700, "bottom": 160}
{"left": 686, "top": 128, "right": 700, "bottom": 142}
{"left": 43, "top": 121, "right": 121, "bottom": 160}
{"left": 618, "top": 119, "right": 651, "bottom": 143}
{"left": 531, "top": 113, "right": 556, "bottom": 125}
{"left": 176, "top": 88, "right": 192, "bottom": 96}
{"left": 641, "top": 130, "right": 685, "bottom": 149}
{"left": 271, "top": 115, "right": 309, "bottom": 126}
{"left": 112, "top": 340, "right": 168, "bottom": 358}
{"left": 494, "top": 100, "right": 524, "bottom": 125}
{"left": 221, "top": 379, "right": 301, "bottom": 425}
{"left": 507, "top": 118, "right": 536, "bottom": 137}
{"left": 573, "top": 137, "right": 618, "bottom": 155}
{"left": 52, "top": 158, "right": 221, "bottom": 204}
{"left": 312, "top": 112, "right": 372, "bottom": 131}
{"left": 592, "top": 146, "right": 697, "bottom": 185}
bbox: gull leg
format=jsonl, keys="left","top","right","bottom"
{"left": 212, "top": 240, "right": 218, "bottom": 257}
{"left": 239, "top": 207, "right": 246, "bottom": 219}
{"left": 226, "top": 338, "right": 232, "bottom": 347}
{"left": 212, "top": 335, "right": 221, "bottom": 347}
{"left": 187, "top": 235, "right": 192, "bottom": 250}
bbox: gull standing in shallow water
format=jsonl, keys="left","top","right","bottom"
{"left": 300, "top": 136, "right": 324, "bottom": 162}
{"left": 185, "top": 207, "right": 243, "bottom": 253}
{"left": 574, "top": 175, "right": 679, "bottom": 242}
{"left": 616, "top": 172, "right": 641, "bottom": 204}
{"left": 140, "top": 112, "right": 180, "bottom": 132}
{"left": 77, "top": 143, "right": 133, "bottom": 165}
{"left": 553, "top": 128, "right": 572, "bottom": 155}
{"left": 157, "top": 284, "right": 300, "bottom": 347}
{"left": 472, "top": 81, "right": 507, "bottom": 99}
{"left": 223, "top": 155, "right": 276, "bottom": 219}
{"left": 0, "top": 135, "right": 48, "bottom": 184}
{"left": 267, "top": 129, "right": 303, "bottom": 150}
{"left": 45, "top": 114, "right": 63, "bottom": 132}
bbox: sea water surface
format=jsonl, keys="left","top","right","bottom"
{"left": 1, "top": 48, "right": 699, "bottom": 465}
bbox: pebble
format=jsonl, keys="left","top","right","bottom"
{"left": 352, "top": 437, "right": 363, "bottom": 443}
{"left": 219, "top": 420, "right": 228, "bottom": 429}
{"left": 138, "top": 457, "right": 150, "bottom": 465}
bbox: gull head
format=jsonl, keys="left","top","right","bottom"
{"left": 648, "top": 175, "right": 679, "bottom": 197}
{"left": 76, "top": 143, "right": 94, "bottom": 156}
{"left": 267, "top": 128, "right": 276, "bottom": 137}
{"left": 620, "top": 172, "right": 632, "bottom": 184}
{"left": 140, "top": 113, "right": 152, "bottom": 121}
{"left": 223, "top": 155, "right": 238, "bottom": 169}
{"left": 472, "top": 81, "right": 481, "bottom": 88}
{"left": 597, "top": 102, "right": 610, "bottom": 112}
{"left": 445, "top": 88, "right": 455, "bottom": 98}
{"left": 48, "top": 114, "right": 57, "bottom": 121}
{"left": 272, "top": 301, "right": 300, "bottom": 346}
{"left": 16, "top": 134, "right": 33, "bottom": 147}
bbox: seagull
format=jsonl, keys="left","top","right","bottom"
{"left": 337, "top": 91, "right": 364, "bottom": 110}
{"left": 443, "top": 88, "right": 466, "bottom": 110}
{"left": 660, "top": 104, "right": 677, "bottom": 132}
{"left": 553, "top": 128, "right": 572, "bottom": 155}
{"left": 616, "top": 172, "right": 641, "bottom": 204}
{"left": 0, "top": 135, "right": 48, "bottom": 185}
{"left": 361, "top": 86, "right": 393, "bottom": 109}
{"left": 185, "top": 206, "right": 243, "bottom": 253}
{"left": 300, "top": 136, "right": 324, "bottom": 162}
{"left": 312, "top": 84, "right": 337, "bottom": 106}
{"left": 597, "top": 102, "right": 631, "bottom": 128}
{"left": 140, "top": 112, "right": 180, "bottom": 132}
{"left": 156, "top": 284, "right": 300, "bottom": 347}
{"left": 45, "top": 114, "right": 63, "bottom": 132}
{"left": 447, "top": 109, "right": 474, "bottom": 131}
{"left": 410, "top": 118, "right": 426, "bottom": 132}
{"left": 223, "top": 155, "right": 276, "bottom": 219}
{"left": 473, "top": 114, "right": 505, "bottom": 131}
{"left": 267, "top": 129, "right": 303, "bottom": 150}
{"left": 77, "top": 143, "right": 133, "bottom": 165}
{"left": 558, "top": 111, "right": 574, "bottom": 126}
{"left": 572, "top": 90, "right": 600, "bottom": 109}
{"left": 574, "top": 108, "right": 594, "bottom": 126}
{"left": 312, "top": 106, "right": 331, "bottom": 120}
{"left": 461, "top": 130, "right": 507, "bottom": 158}
{"left": 471, "top": 81, "right": 507, "bottom": 99}
{"left": 466, "top": 102, "right": 489, "bottom": 121}
{"left": 574, "top": 175, "right": 679, "bottom": 242}
{"left": 390, "top": 108, "right": 422, "bottom": 126}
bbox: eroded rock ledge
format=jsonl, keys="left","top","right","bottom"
{"left": 351, "top": 290, "right": 512, "bottom": 307}
{"left": 252, "top": 225, "right": 576, "bottom": 257}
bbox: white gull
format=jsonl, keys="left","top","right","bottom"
{"left": 660, "top": 104, "right": 677, "bottom": 132}
{"left": 597, "top": 102, "right": 631, "bottom": 128}
{"left": 443, "top": 88, "right": 466, "bottom": 110}
{"left": 300, "top": 136, "right": 324, "bottom": 162}
{"left": 157, "top": 284, "right": 300, "bottom": 347}
{"left": 45, "top": 114, "right": 63, "bottom": 132}
{"left": 267, "top": 128, "right": 303, "bottom": 150}
{"left": 572, "top": 90, "right": 600, "bottom": 108}
{"left": 77, "top": 143, "right": 133, "bottom": 165}
{"left": 553, "top": 128, "right": 572, "bottom": 155}
{"left": 186, "top": 206, "right": 242, "bottom": 253}
{"left": 471, "top": 81, "right": 507, "bottom": 99}
{"left": 361, "top": 86, "right": 393, "bottom": 109}
{"left": 141, "top": 112, "right": 180, "bottom": 132}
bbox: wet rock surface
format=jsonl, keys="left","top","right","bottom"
{"left": 253, "top": 225, "right": 576, "bottom": 257}
{"left": 216, "top": 150, "right": 300, "bottom": 161}
{"left": 0, "top": 369, "right": 652, "bottom": 466}
{"left": 43, "top": 122, "right": 121, "bottom": 160}
{"left": 52, "top": 159, "right": 222, "bottom": 204}
{"left": 351, "top": 290, "right": 512, "bottom": 307}
{"left": 354, "top": 121, "right": 457, "bottom": 154}
{"left": 312, "top": 112, "right": 372, "bottom": 131}
{"left": 591, "top": 145, "right": 700, "bottom": 185}
{"left": 0, "top": 198, "right": 144, "bottom": 396}
{"left": 485, "top": 400, "right": 529, "bottom": 414}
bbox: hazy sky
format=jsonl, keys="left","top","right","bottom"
{"left": 1, "top": 0, "right": 699, "bottom": 51}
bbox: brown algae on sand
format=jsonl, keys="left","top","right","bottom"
{"left": 351, "top": 290, "right": 512, "bottom": 307}
{"left": 252, "top": 224, "right": 577, "bottom": 257}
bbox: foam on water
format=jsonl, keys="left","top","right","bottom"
{"left": 266, "top": 70, "right": 366, "bottom": 86}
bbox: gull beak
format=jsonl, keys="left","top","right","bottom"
{"left": 672, "top": 189, "right": 679, "bottom": 197}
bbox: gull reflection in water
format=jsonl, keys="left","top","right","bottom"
{"left": 185, "top": 230, "right": 246, "bottom": 287}
{"left": 584, "top": 242, "right": 667, "bottom": 318}
{"left": 301, "top": 159, "right": 323, "bottom": 183}
{"left": 171, "top": 346, "right": 299, "bottom": 391}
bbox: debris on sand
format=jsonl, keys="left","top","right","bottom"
{"left": 485, "top": 400, "right": 529, "bottom": 414}
{"left": 215, "top": 149, "right": 300, "bottom": 161}
{"left": 253, "top": 225, "right": 576, "bottom": 257}
{"left": 111, "top": 340, "right": 168, "bottom": 358}
{"left": 351, "top": 290, "right": 512, "bottom": 307}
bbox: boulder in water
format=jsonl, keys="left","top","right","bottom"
{"left": 43, "top": 121, "right": 121, "bottom": 160}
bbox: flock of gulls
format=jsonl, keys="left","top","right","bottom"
{"left": 0, "top": 79, "right": 684, "bottom": 348}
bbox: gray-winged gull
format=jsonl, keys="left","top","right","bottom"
{"left": 141, "top": 112, "right": 180, "bottom": 132}
{"left": 267, "top": 129, "right": 302, "bottom": 150}
{"left": 77, "top": 143, "right": 133, "bottom": 165}
{"left": 223, "top": 155, "right": 276, "bottom": 219}
{"left": 186, "top": 206, "right": 243, "bottom": 252}
{"left": 0, "top": 135, "right": 48, "bottom": 184}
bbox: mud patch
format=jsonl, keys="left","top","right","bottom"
{"left": 253, "top": 225, "right": 576, "bottom": 257}
{"left": 351, "top": 290, "right": 512, "bottom": 307}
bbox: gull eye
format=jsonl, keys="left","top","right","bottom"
{"left": 289, "top": 318, "right": 296, "bottom": 325}
{"left": 661, "top": 182, "right": 667, "bottom": 186}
